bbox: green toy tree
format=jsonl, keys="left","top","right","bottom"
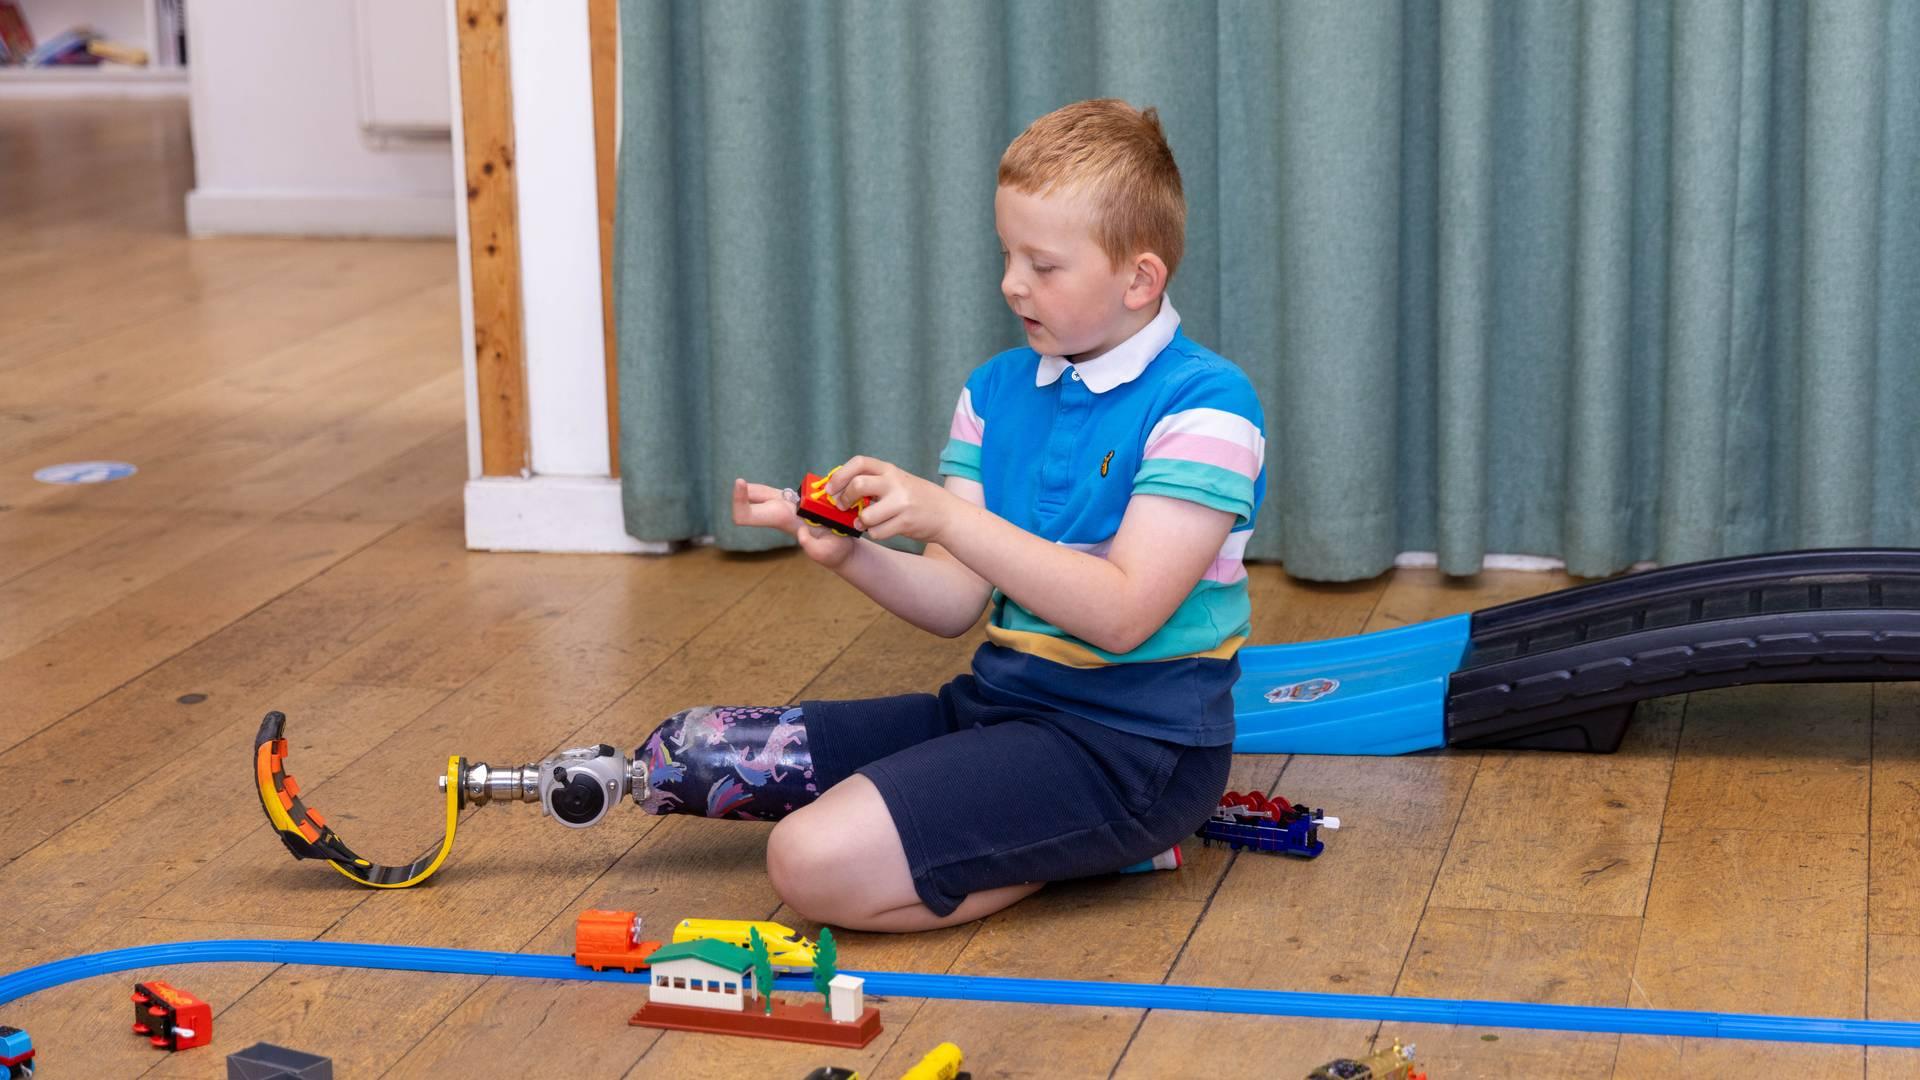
{"left": 749, "top": 927, "right": 775, "bottom": 1016}
{"left": 812, "top": 927, "right": 838, "bottom": 1012}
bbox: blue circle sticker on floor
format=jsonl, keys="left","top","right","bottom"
{"left": 33, "top": 461, "right": 138, "bottom": 485}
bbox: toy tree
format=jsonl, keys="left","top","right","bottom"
{"left": 749, "top": 927, "right": 775, "bottom": 1016}
{"left": 812, "top": 927, "right": 838, "bottom": 1011}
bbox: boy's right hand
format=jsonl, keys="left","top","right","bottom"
{"left": 731, "top": 478, "right": 856, "bottom": 569}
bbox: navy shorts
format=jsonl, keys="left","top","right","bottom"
{"left": 800, "top": 674, "right": 1232, "bottom": 917}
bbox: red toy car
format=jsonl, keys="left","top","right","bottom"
{"left": 131, "top": 981, "right": 211, "bottom": 1051}
{"left": 796, "top": 471, "right": 867, "bottom": 538}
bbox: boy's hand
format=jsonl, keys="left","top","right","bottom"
{"left": 731, "top": 478, "right": 855, "bottom": 569}
{"left": 826, "top": 456, "right": 957, "bottom": 544}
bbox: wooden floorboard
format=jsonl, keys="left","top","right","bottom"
{"left": 3, "top": 99, "right": 1914, "bottom": 1080}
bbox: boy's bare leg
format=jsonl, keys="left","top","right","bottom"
{"left": 767, "top": 774, "right": 1042, "bottom": 932}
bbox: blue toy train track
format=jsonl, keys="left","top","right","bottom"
{"left": 5, "top": 939, "right": 1920, "bottom": 1049}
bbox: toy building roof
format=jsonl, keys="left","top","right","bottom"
{"left": 647, "top": 939, "right": 756, "bottom": 971}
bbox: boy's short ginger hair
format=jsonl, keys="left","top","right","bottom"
{"left": 998, "top": 98, "right": 1186, "bottom": 280}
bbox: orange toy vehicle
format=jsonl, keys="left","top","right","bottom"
{"left": 574, "top": 910, "right": 663, "bottom": 973}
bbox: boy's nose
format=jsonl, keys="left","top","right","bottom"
{"left": 1001, "top": 272, "right": 1027, "bottom": 300}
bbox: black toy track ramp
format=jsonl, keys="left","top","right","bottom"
{"left": 1445, "top": 549, "right": 1920, "bottom": 752}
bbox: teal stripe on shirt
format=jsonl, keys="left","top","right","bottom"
{"left": 1132, "top": 458, "right": 1257, "bottom": 526}
{"left": 938, "top": 438, "right": 982, "bottom": 483}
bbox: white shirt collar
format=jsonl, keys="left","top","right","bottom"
{"left": 1034, "top": 297, "right": 1181, "bottom": 393}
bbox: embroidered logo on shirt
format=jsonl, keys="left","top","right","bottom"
{"left": 1100, "top": 450, "right": 1114, "bottom": 478}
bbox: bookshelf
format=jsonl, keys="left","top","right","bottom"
{"left": 0, "top": 0, "right": 186, "bottom": 96}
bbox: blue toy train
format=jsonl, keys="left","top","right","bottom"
{"left": 1197, "top": 791, "right": 1339, "bottom": 857}
{"left": 0, "top": 1026, "right": 34, "bottom": 1078}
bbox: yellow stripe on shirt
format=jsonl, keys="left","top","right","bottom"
{"left": 983, "top": 623, "right": 1247, "bottom": 669}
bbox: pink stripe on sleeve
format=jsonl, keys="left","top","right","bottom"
{"left": 1143, "top": 432, "right": 1261, "bottom": 479}
{"left": 949, "top": 408, "right": 984, "bottom": 445}
{"left": 1201, "top": 557, "right": 1248, "bottom": 584}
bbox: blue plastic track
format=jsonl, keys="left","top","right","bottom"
{"left": 1231, "top": 614, "right": 1470, "bottom": 754}
{"left": 6, "top": 939, "right": 1920, "bottom": 1048}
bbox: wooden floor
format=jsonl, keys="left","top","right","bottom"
{"left": 3, "top": 101, "right": 1915, "bottom": 1079}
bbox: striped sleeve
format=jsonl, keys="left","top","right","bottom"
{"left": 936, "top": 365, "right": 991, "bottom": 483}
{"left": 1132, "top": 367, "right": 1267, "bottom": 527}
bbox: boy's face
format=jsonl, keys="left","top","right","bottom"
{"left": 994, "top": 184, "right": 1148, "bottom": 361}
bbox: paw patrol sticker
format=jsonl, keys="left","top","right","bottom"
{"left": 1264, "top": 677, "right": 1339, "bottom": 704}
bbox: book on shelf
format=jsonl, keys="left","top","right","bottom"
{"left": 0, "top": 1, "right": 33, "bottom": 66}
{"left": 29, "top": 27, "right": 100, "bottom": 67}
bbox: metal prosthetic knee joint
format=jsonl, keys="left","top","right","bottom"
{"left": 444, "top": 744, "right": 652, "bottom": 829}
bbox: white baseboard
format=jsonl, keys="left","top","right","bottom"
{"left": 1392, "top": 551, "right": 1570, "bottom": 573}
{"left": 1393, "top": 551, "right": 1660, "bottom": 575}
{"left": 0, "top": 68, "right": 190, "bottom": 99}
{"left": 465, "top": 476, "right": 672, "bottom": 554}
{"left": 186, "top": 188, "right": 456, "bottom": 238}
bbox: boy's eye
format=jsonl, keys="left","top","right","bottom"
{"left": 1033, "top": 265, "right": 1054, "bottom": 274}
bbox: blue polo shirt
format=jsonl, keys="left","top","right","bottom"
{"left": 937, "top": 299, "right": 1266, "bottom": 746}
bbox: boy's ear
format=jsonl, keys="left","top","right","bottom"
{"left": 1123, "top": 252, "right": 1169, "bottom": 311}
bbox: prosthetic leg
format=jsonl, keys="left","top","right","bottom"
{"left": 253, "top": 706, "right": 817, "bottom": 889}
{"left": 451, "top": 705, "right": 821, "bottom": 825}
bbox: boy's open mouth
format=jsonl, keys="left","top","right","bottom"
{"left": 1022, "top": 317, "right": 1043, "bottom": 332}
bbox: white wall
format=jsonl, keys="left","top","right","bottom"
{"left": 184, "top": 0, "right": 454, "bottom": 237}
{"left": 507, "top": 0, "right": 608, "bottom": 478}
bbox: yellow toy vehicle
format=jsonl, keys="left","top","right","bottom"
{"left": 899, "top": 1042, "right": 966, "bottom": 1080}
{"left": 672, "top": 918, "right": 818, "bottom": 970}
{"left": 1306, "top": 1037, "right": 1424, "bottom": 1080}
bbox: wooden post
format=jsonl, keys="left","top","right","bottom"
{"left": 590, "top": 0, "right": 621, "bottom": 476}
{"left": 458, "top": 0, "right": 530, "bottom": 477}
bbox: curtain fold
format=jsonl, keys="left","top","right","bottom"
{"left": 1433, "top": 1, "right": 1494, "bottom": 573}
{"left": 1562, "top": 0, "right": 1636, "bottom": 573}
{"left": 616, "top": 0, "right": 1920, "bottom": 580}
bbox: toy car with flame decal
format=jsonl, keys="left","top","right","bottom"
{"left": 795, "top": 469, "right": 869, "bottom": 538}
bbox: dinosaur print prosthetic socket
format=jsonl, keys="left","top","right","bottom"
{"left": 635, "top": 705, "right": 820, "bottom": 820}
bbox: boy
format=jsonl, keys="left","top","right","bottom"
{"left": 638, "top": 99, "right": 1266, "bottom": 932}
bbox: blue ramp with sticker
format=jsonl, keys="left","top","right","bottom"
{"left": 1231, "top": 614, "right": 1471, "bottom": 755}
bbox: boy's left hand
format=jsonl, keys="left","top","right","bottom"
{"left": 826, "top": 456, "right": 957, "bottom": 543}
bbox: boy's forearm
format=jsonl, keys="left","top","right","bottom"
{"left": 933, "top": 501, "right": 1137, "bottom": 652}
{"left": 833, "top": 537, "right": 990, "bottom": 638}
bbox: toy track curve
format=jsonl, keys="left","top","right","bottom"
{"left": 1446, "top": 549, "right": 1920, "bottom": 752}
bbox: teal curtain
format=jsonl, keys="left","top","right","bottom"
{"left": 615, "top": 0, "right": 1920, "bottom": 581}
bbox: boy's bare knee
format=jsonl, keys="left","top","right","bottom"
{"left": 766, "top": 778, "right": 921, "bottom": 926}
{"left": 764, "top": 818, "right": 806, "bottom": 893}
{"left": 765, "top": 816, "right": 841, "bottom": 919}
